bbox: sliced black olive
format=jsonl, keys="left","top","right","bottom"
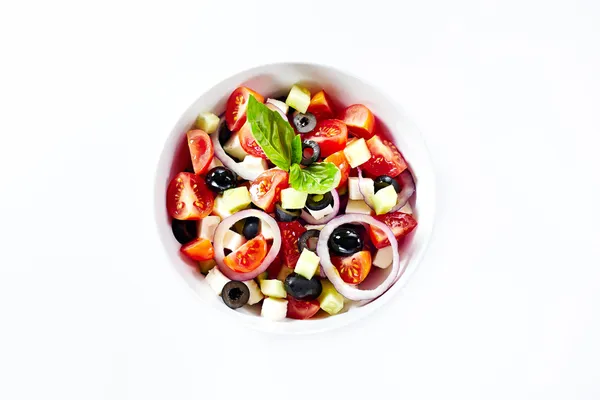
{"left": 292, "top": 111, "right": 317, "bottom": 133}
{"left": 301, "top": 140, "right": 320, "bottom": 166}
{"left": 275, "top": 204, "right": 301, "bottom": 222}
{"left": 221, "top": 281, "right": 250, "bottom": 309}
{"left": 305, "top": 191, "right": 333, "bottom": 211}
{"left": 298, "top": 229, "right": 321, "bottom": 253}
{"left": 374, "top": 175, "right": 401, "bottom": 193}
{"left": 328, "top": 226, "right": 363, "bottom": 256}
{"left": 171, "top": 219, "right": 198, "bottom": 244}
{"left": 284, "top": 273, "right": 323, "bottom": 300}
{"left": 242, "top": 217, "right": 260, "bottom": 240}
{"left": 218, "top": 121, "right": 232, "bottom": 145}
{"left": 205, "top": 167, "right": 237, "bottom": 193}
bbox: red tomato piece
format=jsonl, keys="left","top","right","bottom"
{"left": 324, "top": 150, "right": 350, "bottom": 190}
{"left": 224, "top": 235, "right": 268, "bottom": 273}
{"left": 361, "top": 135, "right": 408, "bottom": 178}
{"left": 226, "top": 87, "right": 265, "bottom": 132}
{"left": 332, "top": 250, "right": 372, "bottom": 285}
{"left": 368, "top": 212, "right": 418, "bottom": 249}
{"left": 187, "top": 129, "right": 214, "bottom": 175}
{"left": 238, "top": 122, "right": 267, "bottom": 159}
{"left": 302, "top": 119, "right": 348, "bottom": 157}
{"left": 286, "top": 297, "right": 321, "bottom": 320}
{"left": 249, "top": 169, "right": 289, "bottom": 213}
{"left": 277, "top": 221, "right": 306, "bottom": 268}
{"left": 339, "top": 104, "right": 375, "bottom": 140}
{"left": 180, "top": 238, "right": 214, "bottom": 261}
{"left": 307, "top": 90, "right": 335, "bottom": 120}
{"left": 167, "top": 172, "right": 215, "bottom": 220}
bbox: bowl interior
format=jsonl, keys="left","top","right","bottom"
{"left": 154, "top": 63, "right": 436, "bottom": 334}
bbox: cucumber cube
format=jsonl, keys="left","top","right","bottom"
{"left": 343, "top": 138, "right": 372, "bottom": 168}
{"left": 222, "top": 187, "right": 252, "bottom": 214}
{"left": 318, "top": 280, "right": 344, "bottom": 315}
{"left": 285, "top": 84, "right": 311, "bottom": 113}
{"left": 212, "top": 195, "right": 232, "bottom": 218}
{"left": 280, "top": 188, "right": 308, "bottom": 209}
{"left": 294, "top": 248, "right": 320, "bottom": 279}
{"left": 260, "top": 279, "right": 287, "bottom": 298}
{"left": 198, "top": 259, "right": 216, "bottom": 275}
{"left": 195, "top": 112, "right": 220, "bottom": 134}
{"left": 373, "top": 185, "right": 397, "bottom": 215}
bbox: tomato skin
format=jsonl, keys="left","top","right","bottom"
{"left": 277, "top": 221, "right": 306, "bottom": 268}
{"left": 361, "top": 135, "right": 408, "bottom": 178}
{"left": 286, "top": 297, "right": 320, "bottom": 320}
{"left": 307, "top": 90, "right": 335, "bottom": 120}
{"left": 339, "top": 104, "right": 375, "bottom": 140}
{"left": 368, "top": 212, "right": 418, "bottom": 249}
{"left": 187, "top": 130, "right": 214, "bottom": 174}
{"left": 224, "top": 235, "right": 268, "bottom": 273}
{"left": 302, "top": 119, "right": 348, "bottom": 157}
{"left": 167, "top": 172, "right": 215, "bottom": 220}
{"left": 226, "top": 87, "right": 265, "bottom": 132}
{"left": 238, "top": 122, "right": 267, "bottom": 159}
{"left": 324, "top": 150, "right": 350, "bottom": 190}
{"left": 180, "top": 238, "right": 214, "bottom": 261}
{"left": 249, "top": 169, "right": 289, "bottom": 213}
{"left": 332, "top": 250, "right": 372, "bottom": 285}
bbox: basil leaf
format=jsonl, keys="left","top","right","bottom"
{"left": 289, "top": 162, "right": 340, "bottom": 194}
{"left": 247, "top": 96, "right": 299, "bottom": 170}
{"left": 291, "top": 135, "right": 302, "bottom": 165}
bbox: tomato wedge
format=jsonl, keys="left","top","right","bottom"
{"left": 368, "top": 212, "right": 418, "bottom": 249}
{"left": 167, "top": 172, "right": 215, "bottom": 220}
{"left": 187, "top": 129, "right": 214, "bottom": 174}
{"left": 332, "top": 250, "right": 372, "bottom": 285}
{"left": 249, "top": 169, "right": 289, "bottom": 212}
{"left": 339, "top": 104, "right": 375, "bottom": 140}
{"left": 238, "top": 122, "right": 267, "bottom": 159}
{"left": 287, "top": 297, "right": 320, "bottom": 320}
{"left": 302, "top": 119, "right": 348, "bottom": 157}
{"left": 226, "top": 87, "right": 265, "bottom": 132}
{"left": 307, "top": 90, "right": 335, "bottom": 120}
{"left": 180, "top": 238, "right": 214, "bottom": 261}
{"left": 362, "top": 135, "right": 408, "bottom": 178}
{"left": 278, "top": 221, "right": 306, "bottom": 268}
{"left": 324, "top": 150, "right": 350, "bottom": 190}
{"left": 224, "top": 235, "right": 268, "bottom": 273}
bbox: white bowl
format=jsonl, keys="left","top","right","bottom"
{"left": 154, "top": 62, "right": 436, "bottom": 334}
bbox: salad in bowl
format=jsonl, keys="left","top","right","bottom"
{"left": 165, "top": 81, "right": 420, "bottom": 322}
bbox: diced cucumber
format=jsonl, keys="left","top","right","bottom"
{"left": 276, "top": 266, "right": 294, "bottom": 282}
{"left": 198, "top": 259, "right": 216, "bottom": 275}
{"left": 221, "top": 187, "right": 252, "bottom": 213}
{"left": 195, "top": 112, "right": 220, "bottom": 134}
{"left": 243, "top": 280, "right": 264, "bottom": 305}
{"left": 294, "top": 248, "right": 320, "bottom": 280}
{"left": 318, "top": 280, "right": 344, "bottom": 315}
{"left": 223, "top": 132, "right": 249, "bottom": 161}
{"left": 343, "top": 138, "right": 372, "bottom": 168}
{"left": 373, "top": 185, "right": 397, "bottom": 215}
{"left": 285, "top": 84, "right": 311, "bottom": 113}
{"left": 280, "top": 188, "right": 308, "bottom": 209}
{"left": 211, "top": 195, "right": 232, "bottom": 218}
{"left": 260, "top": 279, "right": 287, "bottom": 298}
{"left": 261, "top": 297, "right": 288, "bottom": 321}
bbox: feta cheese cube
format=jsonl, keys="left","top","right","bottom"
{"left": 266, "top": 98, "right": 289, "bottom": 114}
{"left": 260, "top": 220, "right": 275, "bottom": 240}
{"left": 205, "top": 267, "right": 230, "bottom": 295}
{"left": 197, "top": 216, "right": 221, "bottom": 241}
{"left": 212, "top": 195, "right": 232, "bottom": 218}
{"left": 373, "top": 246, "right": 394, "bottom": 269}
{"left": 238, "top": 155, "right": 268, "bottom": 176}
{"left": 243, "top": 280, "right": 264, "bottom": 305}
{"left": 223, "top": 230, "right": 246, "bottom": 251}
{"left": 343, "top": 138, "right": 371, "bottom": 168}
{"left": 345, "top": 200, "right": 373, "bottom": 215}
{"left": 348, "top": 176, "right": 374, "bottom": 200}
{"left": 261, "top": 297, "right": 288, "bottom": 321}
{"left": 308, "top": 204, "right": 334, "bottom": 221}
{"left": 223, "top": 131, "right": 249, "bottom": 161}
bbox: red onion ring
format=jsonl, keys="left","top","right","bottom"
{"left": 211, "top": 119, "right": 262, "bottom": 181}
{"left": 213, "top": 209, "right": 281, "bottom": 280}
{"left": 266, "top": 103, "right": 288, "bottom": 120}
{"left": 357, "top": 168, "right": 416, "bottom": 213}
{"left": 300, "top": 189, "right": 340, "bottom": 224}
{"left": 316, "top": 214, "right": 400, "bottom": 300}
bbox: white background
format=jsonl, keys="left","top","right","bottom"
{"left": 1, "top": 0, "right": 600, "bottom": 399}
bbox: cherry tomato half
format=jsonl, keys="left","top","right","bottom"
{"left": 332, "top": 250, "right": 372, "bottom": 285}
{"left": 307, "top": 90, "right": 335, "bottom": 120}
{"left": 302, "top": 119, "right": 348, "bottom": 157}
{"left": 249, "top": 169, "right": 289, "bottom": 213}
{"left": 238, "top": 122, "right": 267, "bottom": 159}
{"left": 167, "top": 172, "right": 215, "bottom": 220}
{"left": 180, "top": 238, "right": 214, "bottom": 261}
{"left": 361, "top": 135, "right": 408, "bottom": 178}
{"left": 187, "top": 129, "right": 214, "bottom": 175}
{"left": 339, "top": 104, "right": 375, "bottom": 140}
{"left": 278, "top": 221, "right": 306, "bottom": 268}
{"left": 368, "top": 212, "right": 418, "bottom": 249}
{"left": 324, "top": 150, "right": 350, "bottom": 190}
{"left": 226, "top": 87, "right": 265, "bottom": 132}
{"left": 286, "top": 296, "right": 321, "bottom": 320}
{"left": 224, "top": 235, "right": 268, "bottom": 273}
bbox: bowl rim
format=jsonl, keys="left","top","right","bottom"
{"left": 153, "top": 61, "right": 437, "bottom": 335}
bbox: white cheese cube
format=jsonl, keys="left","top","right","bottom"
{"left": 197, "top": 216, "right": 221, "bottom": 241}
{"left": 243, "top": 280, "right": 264, "bottom": 305}
{"left": 261, "top": 297, "right": 288, "bottom": 321}
{"left": 304, "top": 224, "right": 325, "bottom": 231}
{"left": 373, "top": 246, "right": 394, "bottom": 269}
{"left": 211, "top": 195, "right": 232, "bottom": 218}
{"left": 345, "top": 200, "right": 373, "bottom": 215}
{"left": 348, "top": 176, "right": 374, "bottom": 200}
{"left": 266, "top": 98, "right": 289, "bottom": 114}
{"left": 205, "top": 267, "right": 230, "bottom": 295}
{"left": 260, "top": 220, "right": 275, "bottom": 240}
{"left": 399, "top": 202, "right": 413, "bottom": 214}
{"left": 223, "top": 131, "right": 249, "bottom": 161}
{"left": 237, "top": 155, "right": 269, "bottom": 176}
{"left": 308, "top": 204, "right": 334, "bottom": 221}
{"left": 294, "top": 249, "right": 320, "bottom": 279}
{"left": 223, "top": 230, "right": 246, "bottom": 251}
{"left": 343, "top": 138, "right": 371, "bottom": 168}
